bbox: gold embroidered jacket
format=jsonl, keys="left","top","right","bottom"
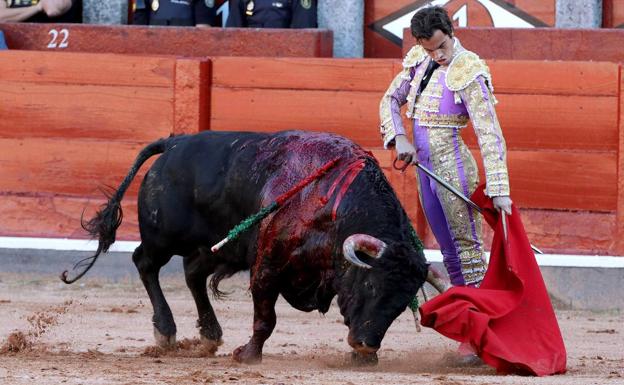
{"left": 379, "top": 40, "right": 510, "bottom": 197}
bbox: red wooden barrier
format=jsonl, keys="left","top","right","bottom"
{"left": 0, "top": 23, "right": 332, "bottom": 57}
{"left": 0, "top": 51, "right": 622, "bottom": 256}
{"left": 0, "top": 50, "right": 210, "bottom": 240}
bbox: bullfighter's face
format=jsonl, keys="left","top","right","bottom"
{"left": 418, "top": 29, "right": 455, "bottom": 66}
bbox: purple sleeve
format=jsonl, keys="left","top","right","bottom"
{"left": 389, "top": 68, "right": 414, "bottom": 137}
{"left": 380, "top": 67, "right": 415, "bottom": 147}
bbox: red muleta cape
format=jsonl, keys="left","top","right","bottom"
{"left": 419, "top": 185, "right": 567, "bottom": 376}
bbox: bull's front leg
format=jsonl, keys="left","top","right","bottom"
{"left": 232, "top": 275, "right": 279, "bottom": 364}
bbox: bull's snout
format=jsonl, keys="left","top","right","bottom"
{"left": 347, "top": 332, "right": 379, "bottom": 354}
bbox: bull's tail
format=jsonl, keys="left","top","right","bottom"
{"left": 61, "top": 137, "right": 175, "bottom": 284}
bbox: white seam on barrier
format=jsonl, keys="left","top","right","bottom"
{"left": 0, "top": 237, "right": 139, "bottom": 253}
{"left": 0, "top": 237, "right": 623, "bottom": 268}
{"left": 422, "top": 250, "right": 624, "bottom": 269}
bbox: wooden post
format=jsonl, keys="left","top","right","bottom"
{"left": 615, "top": 63, "right": 624, "bottom": 254}
{"left": 174, "top": 58, "right": 211, "bottom": 134}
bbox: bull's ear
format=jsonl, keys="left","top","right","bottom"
{"left": 403, "top": 246, "right": 428, "bottom": 282}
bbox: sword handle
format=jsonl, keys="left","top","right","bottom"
{"left": 393, "top": 158, "right": 411, "bottom": 172}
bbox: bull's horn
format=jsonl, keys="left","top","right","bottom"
{"left": 426, "top": 265, "right": 452, "bottom": 293}
{"left": 342, "top": 234, "right": 388, "bottom": 269}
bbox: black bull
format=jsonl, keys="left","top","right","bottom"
{"left": 63, "top": 130, "right": 429, "bottom": 364}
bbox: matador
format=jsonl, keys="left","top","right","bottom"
{"left": 379, "top": 6, "right": 512, "bottom": 287}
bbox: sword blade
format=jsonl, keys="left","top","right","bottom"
{"left": 415, "top": 163, "right": 481, "bottom": 212}
{"left": 501, "top": 211, "right": 508, "bottom": 243}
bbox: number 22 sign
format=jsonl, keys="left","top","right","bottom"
{"left": 47, "top": 28, "right": 69, "bottom": 49}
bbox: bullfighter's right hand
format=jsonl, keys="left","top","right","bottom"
{"left": 395, "top": 134, "right": 418, "bottom": 165}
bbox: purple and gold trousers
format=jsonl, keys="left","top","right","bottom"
{"left": 414, "top": 124, "right": 487, "bottom": 286}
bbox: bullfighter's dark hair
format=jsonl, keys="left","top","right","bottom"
{"left": 410, "top": 6, "right": 454, "bottom": 41}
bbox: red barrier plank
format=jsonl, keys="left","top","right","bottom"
{"left": 0, "top": 50, "right": 176, "bottom": 87}
{"left": 210, "top": 87, "right": 618, "bottom": 151}
{"left": 212, "top": 59, "right": 619, "bottom": 96}
{"left": 0, "top": 81, "right": 173, "bottom": 141}
{"left": 211, "top": 57, "right": 396, "bottom": 92}
{"left": 462, "top": 94, "right": 619, "bottom": 151}
{"left": 434, "top": 148, "right": 617, "bottom": 212}
{"left": 0, "top": 23, "right": 333, "bottom": 57}
{"left": 210, "top": 87, "right": 382, "bottom": 147}
{"left": 0, "top": 138, "right": 154, "bottom": 197}
{"left": 506, "top": 150, "right": 616, "bottom": 212}
{"left": 412, "top": 208, "right": 616, "bottom": 256}
{"left": 506, "top": 29, "right": 624, "bottom": 62}
{"left": 490, "top": 61, "right": 620, "bottom": 97}
{"left": 0, "top": 195, "right": 139, "bottom": 240}
{"left": 520, "top": 209, "right": 616, "bottom": 255}
{"left": 386, "top": 58, "right": 618, "bottom": 97}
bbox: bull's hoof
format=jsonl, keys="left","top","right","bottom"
{"left": 232, "top": 344, "right": 262, "bottom": 364}
{"left": 200, "top": 336, "right": 224, "bottom": 355}
{"left": 350, "top": 351, "right": 378, "bottom": 366}
{"left": 153, "top": 327, "right": 176, "bottom": 349}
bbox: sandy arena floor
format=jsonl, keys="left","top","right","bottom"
{"left": 0, "top": 271, "right": 622, "bottom": 385}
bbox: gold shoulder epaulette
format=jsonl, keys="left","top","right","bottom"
{"left": 402, "top": 45, "right": 428, "bottom": 68}
{"left": 446, "top": 51, "right": 492, "bottom": 92}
